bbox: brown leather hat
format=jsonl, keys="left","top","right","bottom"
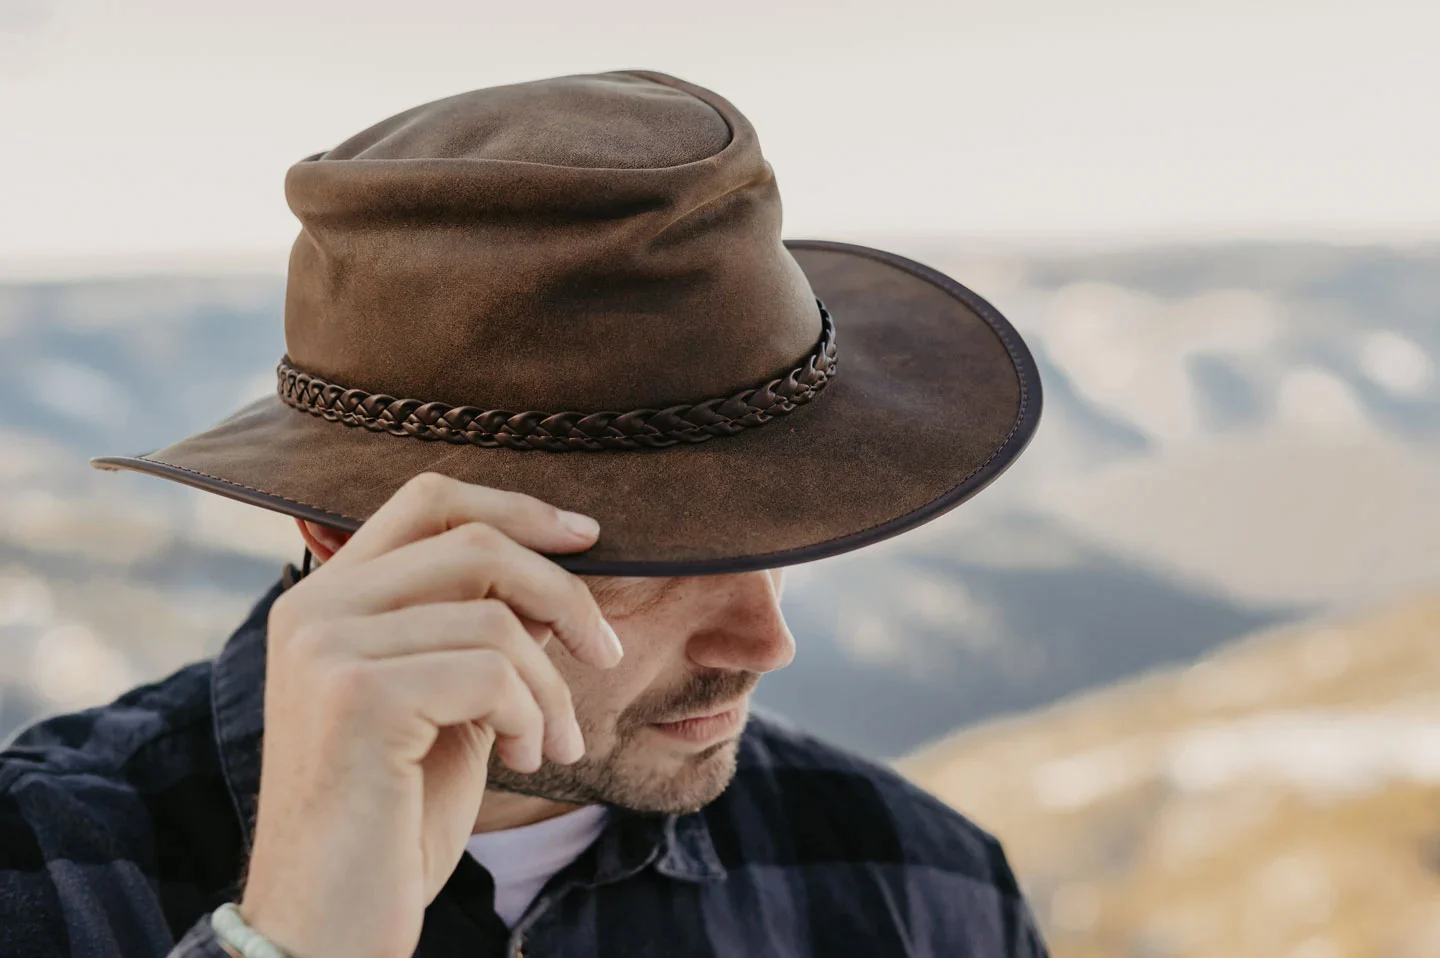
{"left": 93, "top": 70, "right": 1042, "bottom": 575}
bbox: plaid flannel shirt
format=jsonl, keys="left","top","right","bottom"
{"left": 0, "top": 571, "right": 1048, "bottom": 957}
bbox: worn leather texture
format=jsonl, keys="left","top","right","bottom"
{"left": 282, "top": 70, "right": 820, "bottom": 412}
{"left": 92, "top": 71, "right": 1043, "bottom": 574}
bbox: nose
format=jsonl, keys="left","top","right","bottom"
{"left": 685, "top": 571, "right": 796, "bottom": 675}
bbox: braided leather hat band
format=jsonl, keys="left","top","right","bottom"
{"left": 276, "top": 301, "right": 838, "bottom": 452}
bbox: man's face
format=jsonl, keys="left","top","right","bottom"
{"left": 487, "top": 570, "right": 794, "bottom": 814}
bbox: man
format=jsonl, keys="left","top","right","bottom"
{"left": 0, "top": 71, "right": 1046, "bottom": 957}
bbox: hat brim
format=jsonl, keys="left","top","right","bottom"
{"left": 92, "top": 241, "right": 1041, "bottom": 575}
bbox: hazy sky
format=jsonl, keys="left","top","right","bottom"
{"left": 3, "top": 0, "right": 1438, "bottom": 277}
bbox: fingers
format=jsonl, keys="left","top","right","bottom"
{"left": 308, "top": 522, "right": 622, "bottom": 669}
{"left": 322, "top": 600, "right": 585, "bottom": 763}
{"left": 277, "top": 473, "right": 620, "bottom": 668}
{"left": 332, "top": 473, "right": 600, "bottom": 568}
{"left": 375, "top": 648, "right": 552, "bottom": 772}
{"left": 265, "top": 473, "right": 614, "bottom": 775}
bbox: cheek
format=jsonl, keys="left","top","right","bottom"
{"left": 552, "top": 652, "right": 650, "bottom": 732}
{"left": 551, "top": 624, "right": 685, "bottom": 734}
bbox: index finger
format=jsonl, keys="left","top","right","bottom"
{"left": 330, "top": 472, "right": 599, "bottom": 568}
{"left": 328, "top": 523, "right": 623, "bottom": 669}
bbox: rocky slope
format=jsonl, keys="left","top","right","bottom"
{"left": 901, "top": 592, "right": 1440, "bottom": 958}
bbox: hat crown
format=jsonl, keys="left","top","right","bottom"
{"left": 318, "top": 72, "right": 731, "bottom": 171}
{"left": 281, "top": 71, "right": 821, "bottom": 412}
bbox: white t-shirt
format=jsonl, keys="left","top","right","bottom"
{"left": 464, "top": 804, "right": 610, "bottom": 928}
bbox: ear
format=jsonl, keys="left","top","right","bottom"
{"left": 295, "top": 519, "right": 352, "bottom": 563}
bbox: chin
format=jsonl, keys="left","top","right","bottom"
{"left": 657, "top": 738, "right": 743, "bottom": 811}
{"left": 612, "top": 736, "right": 742, "bottom": 815}
{"left": 487, "top": 734, "right": 742, "bottom": 814}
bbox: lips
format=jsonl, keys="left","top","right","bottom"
{"left": 650, "top": 701, "right": 748, "bottom": 745}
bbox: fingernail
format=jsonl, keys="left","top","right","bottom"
{"left": 601, "top": 619, "right": 624, "bottom": 665}
{"left": 559, "top": 510, "right": 600, "bottom": 539}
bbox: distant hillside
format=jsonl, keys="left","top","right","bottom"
{"left": 901, "top": 591, "right": 1440, "bottom": 958}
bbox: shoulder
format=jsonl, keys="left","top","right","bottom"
{"left": 0, "top": 657, "right": 232, "bottom": 869}
{"left": 0, "top": 658, "right": 239, "bottom": 952}
{"left": 735, "top": 711, "right": 1015, "bottom": 874}
{"left": 708, "top": 710, "right": 1048, "bottom": 955}
{"left": 1, "top": 657, "right": 218, "bottom": 789}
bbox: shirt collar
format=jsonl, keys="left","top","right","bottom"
{"left": 209, "top": 568, "right": 727, "bottom": 884}
{"left": 209, "top": 574, "right": 279, "bottom": 849}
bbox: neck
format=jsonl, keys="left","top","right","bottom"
{"left": 472, "top": 789, "right": 589, "bottom": 833}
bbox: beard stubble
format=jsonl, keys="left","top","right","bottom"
{"left": 486, "top": 669, "right": 760, "bottom": 813}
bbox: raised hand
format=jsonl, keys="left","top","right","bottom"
{"left": 238, "top": 473, "right": 622, "bottom": 958}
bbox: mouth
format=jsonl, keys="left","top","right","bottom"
{"left": 649, "top": 699, "right": 749, "bottom": 746}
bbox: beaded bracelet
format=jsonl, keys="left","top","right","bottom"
{"left": 211, "top": 903, "right": 292, "bottom": 958}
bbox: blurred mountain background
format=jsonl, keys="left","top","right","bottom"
{"left": 6, "top": 240, "right": 1436, "bottom": 750}
{"left": 3, "top": 240, "right": 1439, "bottom": 954}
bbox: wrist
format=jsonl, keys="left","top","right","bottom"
{"left": 212, "top": 902, "right": 293, "bottom": 958}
